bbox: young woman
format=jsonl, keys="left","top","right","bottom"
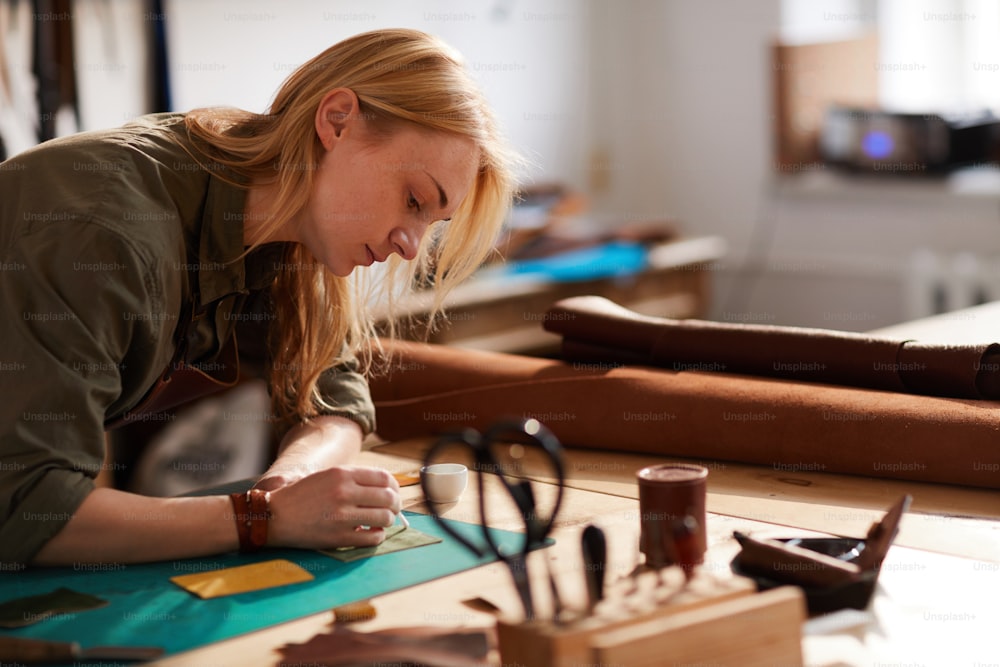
{"left": 0, "top": 28, "right": 516, "bottom": 565}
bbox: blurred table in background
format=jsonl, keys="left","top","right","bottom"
{"left": 391, "top": 236, "right": 727, "bottom": 356}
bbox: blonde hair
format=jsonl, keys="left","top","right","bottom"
{"left": 184, "top": 28, "right": 517, "bottom": 428}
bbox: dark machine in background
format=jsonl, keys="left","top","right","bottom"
{"left": 820, "top": 106, "right": 1000, "bottom": 174}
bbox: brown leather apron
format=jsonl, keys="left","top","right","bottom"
{"left": 103, "top": 301, "right": 241, "bottom": 431}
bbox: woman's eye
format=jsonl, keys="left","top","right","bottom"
{"left": 407, "top": 193, "right": 421, "bottom": 212}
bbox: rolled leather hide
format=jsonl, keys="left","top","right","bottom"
{"left": 542, "top": 295, "right": 1000, "bottom": 399}
{"left": 370, "top": 339, "right": 1000, "bottom": 490}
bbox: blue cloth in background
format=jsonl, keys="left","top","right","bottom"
{"left": 502, "top": 241, "right": 649, "bottom": 282}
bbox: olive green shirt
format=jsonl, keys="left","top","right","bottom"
{"left": 0, "top": 113, "right": 375, "bottom": 564}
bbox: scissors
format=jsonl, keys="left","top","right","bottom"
{"left": 421, "top": 417, "right": 565, "bottom": 621}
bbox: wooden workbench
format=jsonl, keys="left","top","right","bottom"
{"left": 153, "top": 303, "right": 1000, "bottom": 666}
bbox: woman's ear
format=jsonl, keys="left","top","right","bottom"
{"left": 315, "top": 88, "right": 360, "bottom": 150}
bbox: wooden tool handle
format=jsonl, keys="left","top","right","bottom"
{"left": 581, "top": 524, "right": 607, "bottom": 610}
{"left": 0, "top": 636, "right": 79, "bottom": 663}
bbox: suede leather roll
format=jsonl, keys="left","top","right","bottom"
{"left": 369, "top": 340, "right": 1000, "bottom": 490}
{"left": 542, "top": 295, "right": 1000, "bottom": 399}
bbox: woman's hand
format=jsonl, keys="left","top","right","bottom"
{"left": 266, "top": 465, "right": 401, "bottom": 549}
{"left": 29, "top": 464, "right": 400, "bottom": 565}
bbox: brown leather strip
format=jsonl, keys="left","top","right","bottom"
{"left": 229, "top": 491, "right": 254, "bottom": 553}
{"left": 229, "top": 489, "right": 271, "bottom": 553}
{"left": 247, "top": 489, "right": 271, "bottom": 551}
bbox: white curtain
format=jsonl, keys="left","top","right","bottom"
{"left": 878, "top": 0, "right": 1000, "bottom": 115}
{"left": 782, "top": 0, "right": 1000, "bottom": 115}
{"left": 0, "top": 0, "right": 152, "bottom": 160}
{"left": 72, "top": 0, "right": 155, "bottom": 132}
{"left": 0, "top": 0, "right": 42, "bottom": 157}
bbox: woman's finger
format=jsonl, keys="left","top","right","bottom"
{"left": 348, "top": 466, "right": 400, "bottom": 491}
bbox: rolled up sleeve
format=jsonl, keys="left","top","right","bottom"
{"left": 0, "top": 221, "right": 165, "bottom": 564}
{"left": 315, "top": 354, "right": 376, "bottom": 436}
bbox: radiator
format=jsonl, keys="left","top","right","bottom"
{"left": 906, "top": 250, "right": 998, "bottom": 320}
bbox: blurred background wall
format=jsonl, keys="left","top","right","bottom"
{"left": 4, "top": 0, "right": 999, "bottom": 332}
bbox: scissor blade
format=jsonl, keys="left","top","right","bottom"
{"left": 506, "top": 481, "right": 550, "bottom": 546}
{"left": 505, "top": 556, "right": 535, "bottom": 621}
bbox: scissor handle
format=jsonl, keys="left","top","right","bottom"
{"left": 481, "top": 418, "right": 565, "bottom": 547}
{"left": 421, "top": 418, "right": 566, "bottom": 559}
{"left": 421, "top": 428, "right": 492, "bottom": 559}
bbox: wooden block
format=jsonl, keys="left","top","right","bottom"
{"left": 592, "top": 586, "right": 805, "bottom": 667}
{"left": 497, "top": 574, "right": 804, "bottom": 667}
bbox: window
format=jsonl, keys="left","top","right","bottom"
{"left": 782, "top": 0, "right": 1000, "bottom": 116}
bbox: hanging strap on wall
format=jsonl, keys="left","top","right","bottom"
{"left": 146, "top": 0, "right": 171, "bottom": 112}
{"left": 31, "top": 0, "right": 78, "bottom": 142}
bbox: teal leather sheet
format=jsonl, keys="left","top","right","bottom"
{"left": 0, "top": 512, "right": 528, "bottom": 662}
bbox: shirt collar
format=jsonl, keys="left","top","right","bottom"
{"left": 196, "top": 174, "right": 248, "bottom": 304}
{"left": 195, "top": 173, "right": 293, "bottom": 306}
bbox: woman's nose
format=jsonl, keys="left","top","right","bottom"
{"left": 388, "top": 226, "right": 422, "bottom": 261}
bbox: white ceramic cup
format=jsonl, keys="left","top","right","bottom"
{"left": 420, "top": 463, "right": 469, "bottom": 504}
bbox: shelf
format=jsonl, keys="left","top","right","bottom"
{"left": 772, "top": 166, "right": 1000, "bottom": 203}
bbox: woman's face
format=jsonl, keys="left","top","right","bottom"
{"left": 301, "top": 117, "right": 479, "bottom": 277}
